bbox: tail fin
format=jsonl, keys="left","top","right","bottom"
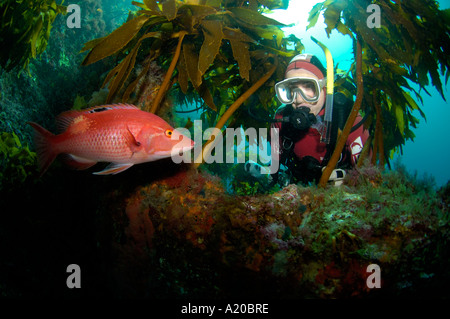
{"left": 27, "top": 122, "right": 58, "bottom": 176}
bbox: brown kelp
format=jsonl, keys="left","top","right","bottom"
{"left": 308, "top": 0, "right": 450, "bottom": 179}
{"left": 80, "top": 0, "right": 300, "bottom": 119}
{"left": 320, "top": 36, "right": 364, "bottom": 186}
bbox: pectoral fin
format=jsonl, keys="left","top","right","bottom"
{"left": 126, "top": 126, "right": 142, "bottom": 154}
{"left": 93, "top": 163, "right": 134, "bottom": 175}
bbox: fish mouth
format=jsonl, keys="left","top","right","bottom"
{"left": 167, "top": 144, "right": 194, "bottom": 159}
{"left": 172, "top": 144, "right": 194, "bottom": 154}
{"left": 152, "top": 145, "right": 193, "bottom": 158}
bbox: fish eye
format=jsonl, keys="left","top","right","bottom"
{"left": 165, "top": 129, "right": 173, "bottom": 138}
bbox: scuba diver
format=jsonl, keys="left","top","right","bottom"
{"left": 269, "top": 52, "right": 370, "bottom": 186}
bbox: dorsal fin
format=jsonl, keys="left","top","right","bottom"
{"left": 56, "top": 104, "right": 140, "bottom": 132}
{"left": 56, "top": 111, "right": 80, "bottom": 133}
{"left": 82, "top": 103, "right": 139, "bottom": 114}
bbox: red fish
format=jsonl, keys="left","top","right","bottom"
{"left": 28, "top": 104, "right": 194, "bottom": 175}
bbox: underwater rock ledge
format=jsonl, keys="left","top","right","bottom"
{"left": 102, "top": 167, "right": 450, "bottom": 299}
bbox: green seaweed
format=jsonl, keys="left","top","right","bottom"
{"left": 0, "top": 131, "right": 37, "bottom": 191}
{"left": 0, "top": 0, "right": 67, "bottom": 71}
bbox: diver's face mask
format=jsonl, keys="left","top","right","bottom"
{"left": 275, "top": 77, "right": 326, "bottom": 104}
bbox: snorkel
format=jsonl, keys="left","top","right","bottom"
{"left": 311, "top": 36, "right": 334, "bottom": 144}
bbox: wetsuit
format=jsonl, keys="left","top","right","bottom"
{"left": 271, "top": 104, "right": 369, "bottom": 185}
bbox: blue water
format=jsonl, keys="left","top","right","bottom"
{"left": 267, "top": 0, "right": 450, "bottom": 188}
{"left": 397, "top": 84, "right": 449, "bottom": 188}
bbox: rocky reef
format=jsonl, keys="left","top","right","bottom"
{"left": 97, "top": 164, "right": 450, "bottom": 298}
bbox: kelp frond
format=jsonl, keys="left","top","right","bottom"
{"left": 0, "top": 0, "right": 66, "bottom": 71}
{"left": 309, "top": 0, "right": 450, "bottom": 169}
{"left": 81, "top": 0, "right": 297, "bottom": 115}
